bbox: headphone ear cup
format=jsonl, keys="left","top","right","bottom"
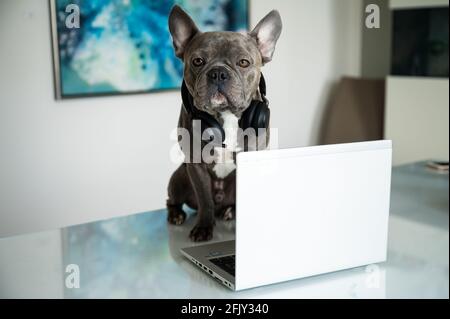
{"left": 240, "top": 101, "right": 259, "bottom": 130}
{"left": 253, "top": 102, "right": 270, "bottom": 131}
{"left": 250, "top": 101, "right": 268, "bottom": 136}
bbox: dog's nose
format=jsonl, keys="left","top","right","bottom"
{"left": 207, "top": 67, "right": 229, "bottom": 83}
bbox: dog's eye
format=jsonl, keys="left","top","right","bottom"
{"left": 238, "top": 59, "right": 250, "bottom": 68}
{"left": 192, "top": 58, "right": 205, "bottom": 67}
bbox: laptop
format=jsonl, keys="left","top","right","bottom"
{"left": 180, "top": 140, "right": 392, "bottom": 291}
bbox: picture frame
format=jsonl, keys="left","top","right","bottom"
{"left": 49, "top": 0, "right": 249, "bottom": 99}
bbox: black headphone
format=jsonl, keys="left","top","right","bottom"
{"left": 181, "top": 74, "right": 270, "bottom": 145}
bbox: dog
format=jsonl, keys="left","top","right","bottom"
{"left": 166, "top": 5, "right": 282, "bottom": 242}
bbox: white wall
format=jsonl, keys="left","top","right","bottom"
{"left": 255, "top": 0, "right": 362, "bottom": 147}
{"left": 385, "top": 77, "right": 449, "bottom": 165}
{"left": 0, "top": 0, "right": 362, "bottom": 237}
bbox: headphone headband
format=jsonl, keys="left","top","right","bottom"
{"left": 259, "top": 73, "right": 266, "bottom": 96}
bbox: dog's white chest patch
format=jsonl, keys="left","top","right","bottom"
{"left": 213, "top": 149, "right": 236, "bottom": 179}
{"left": 213, "top": 111, "right": 239, "bottom": 179}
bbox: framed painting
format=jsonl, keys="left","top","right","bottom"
{"left": 50, "top": 0, "right": 249, "bottom": 99}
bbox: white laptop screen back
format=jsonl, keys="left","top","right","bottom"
{"left": 235, "top": 140, "right": 392, "bottom": 291}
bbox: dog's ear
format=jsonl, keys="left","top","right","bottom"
{"left": 250, "top": 10, "right": 283, "bottom": 64}
{"left": 168, "top": 5, "right": 199, "bottom": 60}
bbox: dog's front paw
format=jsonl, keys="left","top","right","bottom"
{"left": 167, "top": 206, "right": 187, "bottom": 225}
{"left": 189, "top": 224, "right": 213, "bottom": 242}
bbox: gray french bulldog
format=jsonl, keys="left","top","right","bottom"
{"left": 166, "top": 5, "right": 282, "bottom": 241}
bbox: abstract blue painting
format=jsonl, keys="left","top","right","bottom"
{"left": 51, "top": 0, "right": 248, "bottom": 98}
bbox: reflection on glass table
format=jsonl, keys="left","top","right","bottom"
{"left": 0, "top": 162, "right": 448, "bottom": 298}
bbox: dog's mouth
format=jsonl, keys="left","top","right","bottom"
{"left": 193, "top": 74, "right": 247, "bottom": 115}
{"left": 210, "top": 90, "right": 228, "bottom": 107}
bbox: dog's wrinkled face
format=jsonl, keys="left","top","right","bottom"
{"left": 184, "top": 32, "right": 261, "bottom": 116}
{"left": 169, "top": 5, "right": 282, "bottom": 119}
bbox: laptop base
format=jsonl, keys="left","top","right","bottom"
{"left": 180, "top": 240, "right": 235, "bottom": 290}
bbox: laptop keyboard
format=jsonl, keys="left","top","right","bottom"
{"left": 209, "top": 255, "right": 235, "bottom": 276}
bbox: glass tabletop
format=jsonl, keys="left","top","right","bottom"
{"left": 0, "top": 162, "right": 448, "bottom": 298}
